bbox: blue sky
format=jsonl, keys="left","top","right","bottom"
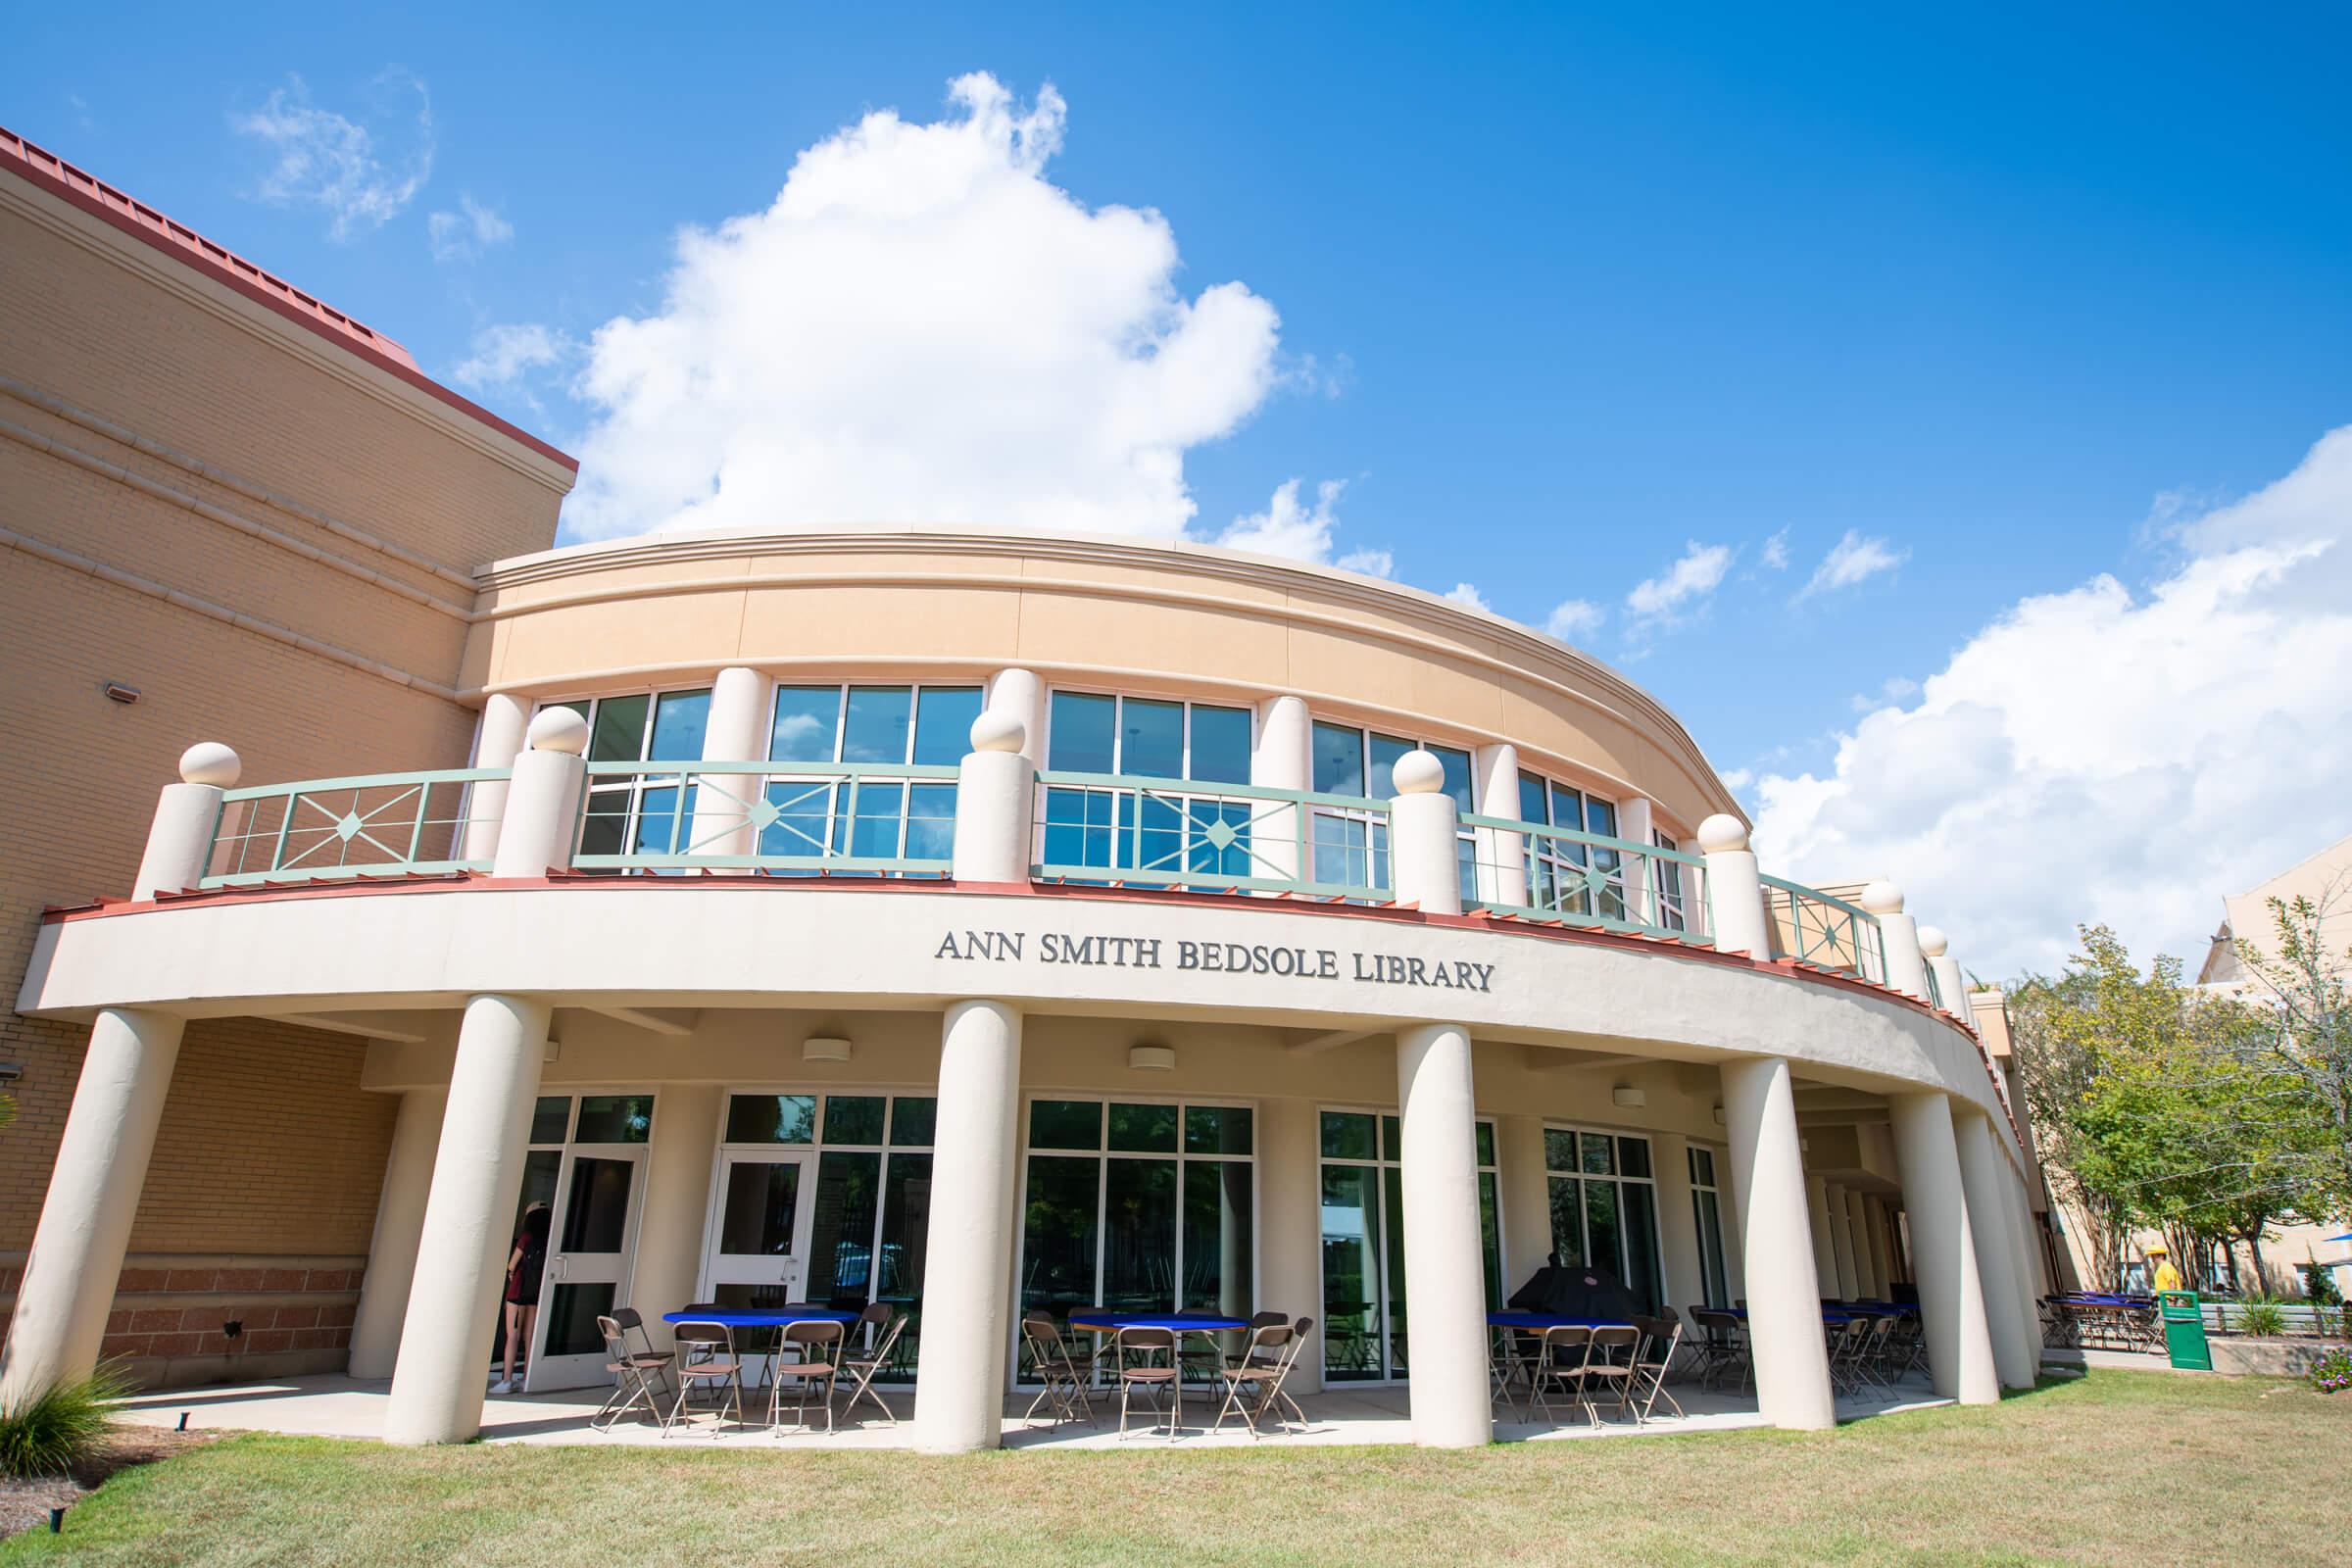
{"left": 10, "top": 4, "right": 2350, "bottom": 972}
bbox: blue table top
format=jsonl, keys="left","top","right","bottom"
{"left": 1487, "top": 1312, "right": 1635, "bottom": 1330}
{"left": 662, "top": 1307, "right": 864, "bottom": 1327}
{"left": 1066, "top": 1311, "right": 1250, "bottom": 1333}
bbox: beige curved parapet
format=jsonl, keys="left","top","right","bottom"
{"left": 460, "top": 527, "right": 1742, "bottom": 836}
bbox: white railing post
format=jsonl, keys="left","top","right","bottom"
{"left": 1616, "top": 795, "right": 1655, "bottom": 926}
{"left": 461, "top": 693, "right": 530, "bottom": 862}
{"left": 1388, "top": 749, "right": 1461, "bottom": 915}
{"left": 1252, "top": 694, "right": 1313, "bottom": 883}
{"left": 130, "top": 743, "right": 240, "bottom": 898}
{"left": 1919, "top": 926, "right": 1969, "bottom": 1019}
{"left": 1696, "top": 814, "right": 1771, "bottom": 958}
{"left": 691, "top": 665, "right": 774, "bottom": 858}
{"left": 1472, "top": 743, "right": 1525, "bottom": 907}
{"left": 490, "top": 709, "right": 588, "bottom": 878}
{"left": 1864, "top": 881, "right": 1929, "bottom": 999}
{"left": 953, "top": 711, "right": 1033, "bottom": 884}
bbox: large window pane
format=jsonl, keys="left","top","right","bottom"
{"left": 1189, "top": 705, "right": 1251, "bottom": 785}
{"left": 1019, "top": 1155, "right": 1100, "bottom": 1316}
{"left": 808, "top": 1152, "right": 881, "bottom": 1305}
{"left": 878, "top": 1153, "right": 933, "bottom": 1301}
{"left": 1048, "top": 692, "right": 1117, "bottom": 774}
{"left": 718, "top": 1160, "right": 801, "bottom": 1255}
{"left": 890, "top": 1097, "right": 938, "bottom": 1147}
{"left": 905, "top": 782, "right": 957, "bottom": 860}
{"left": 1585, "top": 1180, "right": 1623, "bottom": 1281}
{"left": 561, "top": 1157, "right": 634, "bottom": 1252}
{"left": 1107, "top": 1102, "right": 1179, "bottom": 1152}
{"left": 1185, "top": 1104, "right": 1252, "bottom": 1155}
{"left": 1693, "top": 1188, "right": 1728, "bottom": 1307}
{"left": 1029, "top": 1100, "right": 1102, "bottom": 1151}
{"left": 1320, "top": 1164, "right": 1381, "bottom": 1380}
{"left": 1102, "top": 1158, "right": 1177, "bottom": 1311}
{"left": 1425, "top": 745, "right": 1475, "bottom": 814}
{"left": 910, "top": 687, "right": 983, "bottom": 766}
{"left": 649, "top": 689, "right": 711, "bottom": 760}
{"left": 574, "top": 1096, "right": 654, "bottom": 1144}
{"left": 529, "top": 1097, "right": 571, "bottom": 1145}
{"left": 1479, "top": 1171, "right": 1502, "bottom": 1308}
{"left": 1184, "top": 1161, "right": 1253, "bottom": 1316}
{"left": 1544, "top": 1129, "right": 1579, "bottom": 1171}
{"left": 1518, "top": 771, "right": 1548, "bottom": 825}
{"left": 1310, "top": 722, "right": 1364, "bottom": 796}
{"left": 542, "top": 1283, "right": 614, "bottom": 1358}
{"left": 1617, "top": 1137, "right": 1652, "bottom": 1179}
{"left": 1320, "top": 1111, "right": 1377, "bottom": 1161}
{"left": 588, "top": 694, "right": 649, "bottom": 762}
{"left": 1121, "top": 699, "right": 1184, "bottom": 779}
{"left": 1549, "top": 783, "right": 1586, "bottom": 833}
{"left": 1581, "top": 1131, "right": 1617, "bottom": 1176}
{"left": 823, "top": 1096, "right": 886, "bottom": 1146}
{"left": 1586, "top": 798, "right": 1619, "bottom": 838}
{"left": 841, "top": 687, "right": 913, "bottom": 765}
{"left": 848, "top": 779, "right": 906, "bottom": 858}
{"left": 1367, "top": 734, "right": 1414, "bottom": 801}
{"left": 725, "top": 1094, "right": 816, "bottom": 1145}
{"left": 1548, "top": 1177, "right": 1587, "bottom": 1266}
{"left": 1382, "top": 1164, "right": 1408, "bottom": 1375}
{"left": 1620, "top": 1181, "right": 1663, "bottom": 1314}
{"left": 770, "top": 686, "right": 842, "bottom": 762}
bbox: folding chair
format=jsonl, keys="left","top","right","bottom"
{"left": 1629, "top": 1314, "right": 1685, "bottom": 1423}
{"left": 1114, "top": 1325, "right": 1182, "bottom": 1440}
{"left": 1021, "top": 1312, "right": 1098, "bottom": 1427}
{"left": 838, "top": 1302, "right": 907, "bottom": 1425}
{"left": 1856, "top": 1314, "right": 1896, "bottom": 1389}
{"left": 767, "top": 1319, "right": 844, "bottom": 1434}
{"left": 1689, "top": 1308, "right": 1750, "bottom": 1393}
{"left": 1826, "top": 1316, "right": 1873, "bottom": 1396}
{"left": 1211, "top": 1320, "right": 1298, "bottom": 1437}
{"left": 1579, "top": 1326, "right": 1641, "bottom": 1425}
{"left": 662, "top": 1320, "right": 746, "bottom": 1437}
{"left": 591, "top": 1314, "right": 672, "bottom": 1431}
{"left": 1522, "top": 1325, "right": 1592, "bottom": 1423}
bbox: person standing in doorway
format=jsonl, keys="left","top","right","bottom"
{"left": 492, "top": 1202, "right": 552, "bottom": 1395}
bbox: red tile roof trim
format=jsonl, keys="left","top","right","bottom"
{"left": 0, "top": 123, "right": 577, "bottom": 473}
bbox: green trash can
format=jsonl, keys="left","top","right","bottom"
{"left": 2159, "top": 1291, "right": 2211, "bottom": 1370}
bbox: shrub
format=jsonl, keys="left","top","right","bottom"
{"left": 2309, "top": 1346, "right": 2352, "bottom": 1396}
{"left": 0, "top": 1363, "right": 131, "bottom": 1479}
{"left": 2302, "top": 1262, "right": 2342, "bottom": 1306}
{"left": 2234, "top": 1300, "right": 2287, "bottom": 1337}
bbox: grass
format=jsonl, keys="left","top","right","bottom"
{"left": 0, "top": 1366, "right": 133, "bottom": 1480}
{"left": 5, "top": 1370, "right": 2346, "bottom": 1566}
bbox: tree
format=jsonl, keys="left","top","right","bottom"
{"left": 2221, "top": 890, "right": 2352, "bottom": 1225}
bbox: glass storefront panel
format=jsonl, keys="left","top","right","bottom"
{"left": 1319, "top": 1164, "right": 1381, "bottom": 1381}
{"left": 890, "top": 1098, "right": 939, "bottom": 1147}
{"left": 529, "top": 1097, "right": 571, "bottom": 1145}
{"left": 1185, "top": 1104, "right": 1253, "bottom": 1155}
{"left": 769, "top": 685, "right": 842, "bottom": 761}
{"left": 541, "top": 1283, "right": 614, "bottom": 1358}
{"left": 1030, "top": 1100, "right": 1102, "bottom": 1151}
{"left": 808, "top": 1152, "right": 882, "bottom": 1305}
{"left": 1121, "top": 698, "right": 1184, "bottom": 780}
{"left": 823, "top": 1095, "right": 887, "bottom": 1146}
{"left": 1102, "top": 1158, "right": 1178, "bottom": 1311}
{"left": 1183, "top": 1161, "right": 1253, "bottom": 1316}
{"left": 1322, "top": 1109, "right": 1498, "bottom": 1380}
{"left": 1189, "top": 706, "right": 1251, "bottom": 784}
{"left": 1107, "top": 1102, "right": 1180, "bottom": 1152}
{"left": 1047, "top": 692, "right": 1117, "bottom": 774}
{"left": 1545, "top": 1128, "right": 1667, "bottom": 1313}
{"left": 560, "top": 1157, "right": 634, "bottom": 1253}
{"left": 725, "top": 1094, "right": 816, "bottom": 1145}
{"left": 841, "top": 687, "right": 913, "bottom": 764}
{"left": 717, "top": 1160, "right": 802, "bottom": 1257}
{"left": 573, "top": 1096, "right": 654, "bottom": 1144}
{"left": 1019, "top": 1154, "right": 1101, "bottom": 1318}
{"left": 910, "top": 688, "right": 983, "bottom": 766}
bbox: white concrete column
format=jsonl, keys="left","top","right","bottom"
{"left": 131, "top": 742, "right": 240, "bottom": 899}
{"left": 1651, "top": 1131, "right": 1707, "bottom": 1314}
{"left": 1252, "top": 694, "right": 1314, "bottom": 882}
{"left": 1719, "top": 1055, "right": 1836, "bottom": 1430}
{"left": 1471, "top": 743, "right": 1526, "bottom": 908}
{"left": 688, "top": 665, "right": 773, "bottom": 858}
{"left": 1396, "top": 1023, "right": 1492, "bottom": 1447}
{"left": 491, "top": 709, "right": 589, "bottom": 878}
{"left": 1952, "top": 1110, "right": 2035, "bottom": 1389}
{"left": 953, "top": 712, "right": 1034, "bottom": 884}
{"left": 348, "top": 1087, "right": 448, "bottom": 1379}
{"left": 1862, "top": 880, "right": 1930, "bottom": 1000}
{"left": 2000, "top": 1170, "right": 2046, "bottom": 1360}
{"left": 1888, "top": 1093, "right": 2000, "bottom": 1404}
{"left": 384, "top": 993, "right": 552, "bottom": 1444}
{"left": 1842, "top": 1189, "right": 1881, "bottom": 1298}
{"left": 1804, "top": 1174, "right": 1840, "bottom": 1297}
{"left": 624, "top": 1085, "right": 724, "bottom": 1354}
{"left": 1496, "top": 1115, "right": 1553, "bottom": 1289}
{"left": 1389, "top": 750, "right": 1461, "bottom": 916}
{"left": 914, "top": 1000, "right": 1024, "bottom": 1452}
{"left": 1863, "top": 1195, "right": 1896, "bottom": 1298}
{"left": 1696, "top": 815, "right": 1771, "bottom": 957}
{"left": 1919, "top": 927, "right": 1969, "bottom": 1020}
{"left": 0, "top": 1007, "right": 186, "bottom": 1407}
{"left": 1616, "top": 795, "right": 1656, "bottom": 927}
{"left": 462, "top": 693, "right": 532, "bottom": 862}
{"left": 1254, "top": 1097, "right": 1324, "bottom": 1395}
{"left": 1826, "top": 1183, "right": 1861, "bottom": 1299}
{"left": 982, "top": 667, "right": 1047, "bottom": 770}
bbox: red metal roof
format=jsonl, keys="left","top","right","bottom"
{"left": 0, "top": 122, "right": 577, "bottom": 472}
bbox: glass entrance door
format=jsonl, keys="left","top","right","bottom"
{"left": 699, "top": 1152, "right": 819, "bottom": 1307}
{"left": 525, "top": 1094, "right": 657, "bottom": 1392}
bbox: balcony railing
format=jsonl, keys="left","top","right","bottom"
{"left": 1459, "top": 814, "right": 1713, "bottom": 944}
{"left": 1033, "top": 770, "right": 1394, "bottom": 901}
{"left": 199, "top": 768, "right": 505, "bottom": 887}
{"left": 1760, "top": 875, "right": 1887, "bottom": 985}
{"left": 571, "top": 760, "right": 959, "bottom": 875}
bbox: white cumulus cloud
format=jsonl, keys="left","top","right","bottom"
{"left": 429, "top": 194, "right": 513, "bottom": 263}
{"left": 1627, "top": 541, "right": 1734, "bottom": 621}
{"left": 453, "top": 322, "right": 572, "bottom": 391}
{"left": 1443, "top": 582, "right": 1492, "bottom": 612}
{"left": 1751, "top": 426, "right": 2352, "bottom": 976}
{"left": 1544, "top": 598, "right": 1604, "bottom": 641}
{"left": 233, "top": 70, "right": 433, "bottom": 240}
{"left": 1800, "top": 528, "right": 1909, "bottom": 597}
{"left": 563, "top": 74, "right": 1285, "bottom": 543}
{"left": 1759, "top": 527, "right": 1790, "bottom": 571}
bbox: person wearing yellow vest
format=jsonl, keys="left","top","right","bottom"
{"left": 2146, "top": 1242, "right": 2183, "bottom": 1294}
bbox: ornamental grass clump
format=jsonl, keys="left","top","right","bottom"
{"left": 2309, "top": 1346, "right": 2352, "bottom": 1396}
{"left": 0, "top": 1363, "right": 131, "bottom": 1479}
{"left": 2235, "top": 1299, "right": 2287, "bottom": 1337}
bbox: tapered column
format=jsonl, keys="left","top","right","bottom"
{"left": 0, "top": 1007, "right": 186, "bottom": 1407}
{"left": 1252, "top": 695, "right": 1313, "bottom": 881}
{"left": 1389, "top": 751, "right": 1462, "bottom": 915}
{"left": 384, "top": 994, "right": 553, "bottom": 1444}
{"left": 1804, "top": 1174, "right": 1840, "bottom": 1297}
{"left": 689, "top": 665, "right": 773, "bottom": 857}
{"left": 914, "top": 1000, "right": 1024, "bottom": 1452}
{"left": 1471, "top": 743, "right": 1527, "bottom": 907}
{"left": 1844, "top": 1189, "right": 1883, "bottom": 1298}
{"left": 625, "top": 1085, "right": 724, "bottom": 1355}
{"left": 491, "top": 710, "right": 589, "bottom": 877}
{"left": 1254, "top": 1098, "right": 1324, "bottom": 1395}
{"left": 1953, "top": 1110, "right": 2035, "bottom": 1389}
{"left": 348, "top": 1088, "right": 448, "bottom": 1378}
{"left": 2000, "top": 1172, "right": 2045, "bottom": 1361}
{"left": 1696, "top": 815, "right": 1771, "bottom": 957}
{"left": 1863, "top": 1196, "right": 1896, "bottom": 1298}
{"left": 1826, "top": 1183, "right": 1861, "bottom": 1299}
{"left": 1720, "top": 1056, "right": 1836, "bottom": 1429}
{"left": 1889, "top": 1093, "right": 2000, "bottom": 1404}
{"left": 461, "top": 693, "right": 531, "bottom": 861}
{"left": 1396, "top": 1022, "right": 1492, "bottom": 1446}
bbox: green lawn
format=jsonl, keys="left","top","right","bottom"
{"left": 8, "top": 1370, "right": 2345, "bottom": 1566}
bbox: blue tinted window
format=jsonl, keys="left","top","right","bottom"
{"left": 1586, "top": 798, "right": 1618, "bottom": 838}
{"left": 1122, "top": 699, "right": 1184, "bottom": 779}
{"left": 841, "top": 687, "right": 912, "bottom": 764}
{"left": 649, "top": 690, "right": 711, "bottom": 761}
{"left": 1189, "top": 706, "right": 1251, "bottom": 784}
{"left": 1311, "top": 722, "right": 1364, "bottom": 795}
{"left": 1518, "top": 772, "right": 1547, "bottom": 825}
{"left": 1049, "top": 693, "right": 1117, "bottom": 774}
{"left": 1368, "top": 734, "right": 1413, "bottom": 800}
{"left": 1550, "top": 783, "right": 1586, "bottom": 833}
{"left": 910, "top": 687, "right": 983, "bottom": 765}
{"left": 1427, "top": 746, "right": 1474, "bottom": 813}
{"left": 770, "top": 687, "right": 842, "bottom": 762}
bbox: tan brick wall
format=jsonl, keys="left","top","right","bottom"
{"left": 0, "top": 159, "right": 567, "bottom": 1387}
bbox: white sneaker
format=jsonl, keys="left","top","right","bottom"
{"left": 489, "top": 1378, "right": 513, "bottom": 1395}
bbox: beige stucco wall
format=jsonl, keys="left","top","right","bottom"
{"left": 461, "top": 529, "right": 1742, "bottom": 838}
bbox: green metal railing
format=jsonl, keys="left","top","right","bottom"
{"left": 1034, "top": 769, "right": 1393, "bottom": 900}
{"left": 200, "top": 768, "right": 508, "bottom": 887}
{"left": 572, "top": 760, "right": 958, "bottom": 875}
{"left": 1458, "top": 813, "right": 1713, "bottom": 943}
{"left": 1759, "top": 875, "right": 1887, "bottom": 984}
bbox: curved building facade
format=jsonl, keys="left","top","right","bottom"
{"left": 5, "top": 526, "right": 2045, "bottom": 1448}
